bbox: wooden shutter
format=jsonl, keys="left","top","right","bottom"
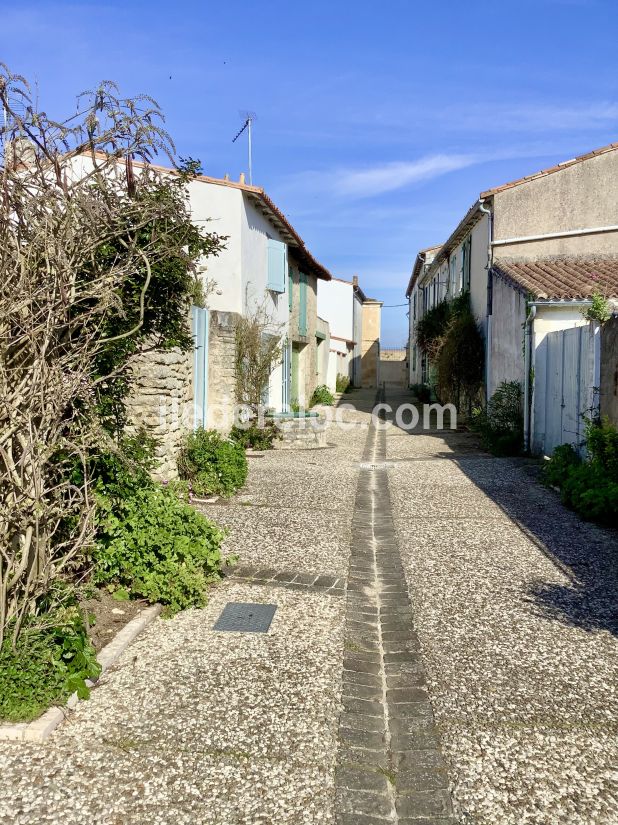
{"left": 267, "top": 239, "right": 287, "bottom": 292}
{"left": 288, "top": 266, "right": 294, "bottom": 310}
{"left": 191, "top": 306, "right": 209, "bottom": 428}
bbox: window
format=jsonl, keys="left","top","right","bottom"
{"left": 267, "top": 239, "right": 287, "bottom": 292}
{"left": 412, "top": 293, "right": 417, "bottom": 320}
{"left": 461, "top": 236, "right": 471, "bottom": 292}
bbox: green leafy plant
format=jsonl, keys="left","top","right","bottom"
{"left": 582, "top": 292, "right": 612, "bottom": 324}
{"left": 436, "top": 311, "right": 485, "bottom": 406}
{"left": 471, "top": 381, "right": 523, "bottom": 456}
{"left": 335, "top": 374, "right": 350, "bottom": 393}
{"left": 310, "top": 384, "right": 335, "bottom": 406}
{"left": 542, "top": 443, "right": 581, "bottom": 488}
{"left": 94, "top": 485, "right": 225, "bottom": 614}
{"left": 230, "top": 422, "right": 280, "bottom": 450}
{"left": 0, "top": 607, "right": 100, "bottom": 723}
{"left": 290, "top": 399, "right": 301, "bottom": 413}
{"left": 416, "top": 299, "right": 452, "bottom": 356}
{"left": 178, "top": 427, "right": 248, "bottom": 497}
{"left": 560, "top": 462, "right": 618, "bottom": 525}
{"left": 541, "top": 417, "right": 618, "bottom": 525}
{"left": 585, "top": 415, "right": 618, "bottom": 477}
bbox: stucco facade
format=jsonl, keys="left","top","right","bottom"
{"left": 408, "top": 143, "right": 618, "bottom": 406}
{"left": 288, "top": 255, "right": 320, "bottom": 405}
{"left": 361, "top": 300, "right": 382, "bottom": 388}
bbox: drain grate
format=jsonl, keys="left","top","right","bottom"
{"left": 213, "top": 602, "right": 277, "bottom": 633}
{"left": 359, "top": 461, "right": 395, "bottom": 470}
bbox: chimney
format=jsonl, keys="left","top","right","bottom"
{"left": 352, "top": 275, "right": 359, "bottom": 287}
{"left": 239, "top": 172, "right": 246, "bottom": 184}
{"left": 224, "top": 173, "right": 230, "bottom": 181}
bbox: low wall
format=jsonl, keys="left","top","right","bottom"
{"left": 272, "top": 416, "right": 327, "bottom": 449}
{"left": 380, "top": 349, "right": 407, "bottom": 386}
{"left": 124, "top": 345, "right": 193, "bottom": 480}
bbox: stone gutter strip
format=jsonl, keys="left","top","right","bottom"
{"left": 0, "top": 603, "right": 162, "bottom": 744}
{"left": 225, "top": 564, "right": 346, "bottom": 595}
{"left": 334, "top": 396, "right": 456, "bottom": 824}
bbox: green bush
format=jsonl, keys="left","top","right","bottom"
{"left": 336, "top": 374, "right": 350, "bottom": 393}
{"left": 472, "top": 381, "right": 523, "bottom": 456}
{"left": 560, "top": 462, "right": 618, "bottom": 525}
{"left": 230, "top": 422, "right": 280, "bottom": 450}
{"left": 416, "top": 299, "right": 452, "bottom": 355}
{"left": 0, "top": 607, "right": 100, "bottom": 723}
{"left": 310, "top": 384, "right": 334, "bottom": 406}
{"left": 585, "top": 416, "right": 618, "bottom": 478}
{"left": 541, "top": 417, "right": 618, "bottom": 525}
{"left": 94, "top": 485, "right": 225, "bottom": 613}
{"left": 542, "top": 443, "right": 581, "bottom": 488}
{"left": 410, "top": 383, "right": 431, "bottom": 403}
{"left": 178, "top": 427, "right": 248, "bottom": 497}
{"left": 436, "top": 311, "right": 485, "bottom": 406}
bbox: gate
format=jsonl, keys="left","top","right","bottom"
{"left": 192, "top": 306, "right": 209, "bottom": 428}
{"left": 532, "top": 322, "right": 600, "bottom": 456}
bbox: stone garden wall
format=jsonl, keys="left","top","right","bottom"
{"left": 124, "top": 345, "right": 193, "bottom": 480}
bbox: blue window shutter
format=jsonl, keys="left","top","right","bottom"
{"left": 191, "top": 306, "right": 209, "bottom": 428}
{"left": 299, "top": 272, "right": 307, "bottom": 335}
{"left": 267, "top": 239, "right": 287, "bottom": 292}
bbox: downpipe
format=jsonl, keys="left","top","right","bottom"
{"left": 478, "top": 199, "right": 493, "bottom": 399}
{"left": 523, "top": 305, "right": 537, "bottom": 453}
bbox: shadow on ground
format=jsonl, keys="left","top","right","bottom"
{"left": 385, "top": 389, "right": 618, "bottom": 638}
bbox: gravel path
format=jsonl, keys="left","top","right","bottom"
{"left": 0, "top": 396, "right": 371, "bottom": 825}
{"left": 2, "top": 387, "right": 615, "bottom": 825}
{"left": 386, "top": 390, "right": 618, "bottom": 825}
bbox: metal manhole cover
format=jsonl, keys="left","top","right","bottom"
{"left": 213, "top": 602, "right": 277, "bottom": 633}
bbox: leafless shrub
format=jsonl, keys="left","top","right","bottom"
{"left": 234, "top": 298, "right": 283, "bottom": 416}
{"left": 0, "top": 65, "right": 211, "bottom": 645}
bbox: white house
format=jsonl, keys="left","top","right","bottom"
{"left": 406, "top": 141, "right": 618, "bottom": 455}
{"left": 317, "top": 275, "right": 371, "bottom": 390}
{"left": 186, "top": 173, "right": 332, "bottom": 423}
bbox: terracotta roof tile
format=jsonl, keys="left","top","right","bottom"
{"left": 491, "top": 256, "right": 618, "bottom": 300}
{"left": 83, "top": 151, "right": 332, "bottom": 281}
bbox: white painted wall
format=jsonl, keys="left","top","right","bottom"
{"left": 318, "top": 279, "right": 354, "bottom": 343}
{"left": 187, "top": 180, "right": 291, "bottom": 412}
{"left": 469, "top": 214, "right": 490, "bottom": 329}
{"left": 187, "top": 180, "right": 243, "bottom": 313}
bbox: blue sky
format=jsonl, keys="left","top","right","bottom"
{"left": 2, "top": 0, "right": 617, "bottom": 345}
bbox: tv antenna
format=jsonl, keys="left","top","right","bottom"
{"left": 232, "top": 110, "right": 256, "bottom": 185}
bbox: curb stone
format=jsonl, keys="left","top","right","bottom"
{"left": 0, "top": 603, "right": 162, "bottom": 743}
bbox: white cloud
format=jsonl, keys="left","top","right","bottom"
{"left": 334, "top": 154, "right": 477, "bottom": 197}
{"left": 276, "top": 153, "right": 479, "bottom": 203}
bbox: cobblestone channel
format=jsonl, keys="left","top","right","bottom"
{"left": 334, "top": 397, "right": 456, "bottom": 825}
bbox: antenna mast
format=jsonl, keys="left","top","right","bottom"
{"left": 232, "top": 111, "right": 257, "bottom": 185}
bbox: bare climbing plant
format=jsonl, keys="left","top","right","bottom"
{"left": 0, "top": 64, "right": 221, "bottom": 646}
{"left": 234, "top": 296, "right": 284, "bottom": 416}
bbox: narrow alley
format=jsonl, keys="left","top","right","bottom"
{"left": 1, "top": 391, "right": 616, "bottom": 825}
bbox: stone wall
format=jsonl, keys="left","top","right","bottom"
{"left": 380, "top": 349, "right": 407, "bottom": 386}
{"left": 207, "top": 310, "right": 240, "bottom": 431}
{"left": 361, "top": 300, "right": 382, "bottom": 388}
{"left": 273, "top": 416, "right": 327, "bottom": 449}
{"left": 124, "top": 345, "right": 193, "bottom": 480}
